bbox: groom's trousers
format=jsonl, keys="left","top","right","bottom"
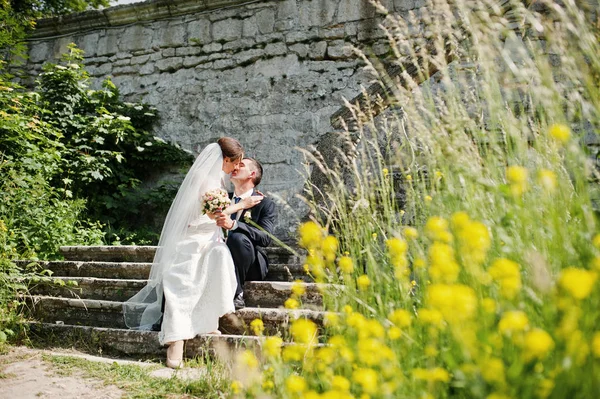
{"left": 227, "top": 231, "right": 263, "bottom": 297}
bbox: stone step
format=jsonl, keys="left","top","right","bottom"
{"left": 28, "top": 278, "right": 323, "bottom": 305}
{"left": 25, "top": 296, "right": 327, "bottom": 335}
{"left": 59, "top": 245, "right": 305, "bottom": 264}
{"left": 27, "top": 322, "right": 260, "bottom": 358}
{"left": 244, "top": 281, "right": 324, "bottom": 308}
{"left": 16, "top": 260, "right": 311, "bottom": 282}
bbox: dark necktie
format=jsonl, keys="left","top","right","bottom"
{"left": 231, "top": 197, "right": 241, "bottom": 220}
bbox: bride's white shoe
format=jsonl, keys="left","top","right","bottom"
{"left": 166, "top": 340, "right": 184, "bottom": 369}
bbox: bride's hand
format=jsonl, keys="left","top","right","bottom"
{"left": 239, "top": 195, "right": 263, "bottom": 209}
{"left": 206, "top": 209, "right": 222, "bottom": 220}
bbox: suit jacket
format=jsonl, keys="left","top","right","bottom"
{"left": 230, "top": 190, "right": 276, "bottom": 279}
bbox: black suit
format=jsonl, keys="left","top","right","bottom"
{"left": 227, "top": 190, "right": 276, "bottom": 297}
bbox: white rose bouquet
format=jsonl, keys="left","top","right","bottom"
{"left": 201, "top": 188, "right": 231, "bottom": 214}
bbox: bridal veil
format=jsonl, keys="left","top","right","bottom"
{"left": 123, "top": 143, "right": 224, "bottom": 330}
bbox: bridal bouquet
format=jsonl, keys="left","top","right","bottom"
{"left": 201, "top": 188, "right": 231, "bottom": 214}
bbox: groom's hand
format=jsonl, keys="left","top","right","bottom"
{"left": 215, "top": 213, "right": 234, "bottom": 230}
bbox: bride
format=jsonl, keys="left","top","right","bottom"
{"left": 123, "top": 137, "right": 261, "bottom": 368}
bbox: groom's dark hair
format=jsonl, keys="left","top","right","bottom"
{"left": 245, "top": 158, "right": 263, "bottom": 187}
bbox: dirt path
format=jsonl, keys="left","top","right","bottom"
{"left": 0, "top": 346, "right": 125, "bottom": 399}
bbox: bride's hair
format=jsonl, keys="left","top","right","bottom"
{"left": 218, "top": 137, "right": 243, "bottom": 160}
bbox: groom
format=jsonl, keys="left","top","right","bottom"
{"left": 216, "top": 157, "right": 276, "bottom": 309}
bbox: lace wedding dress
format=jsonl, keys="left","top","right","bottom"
{"left": 123, "top": 143, "right": 237, "bottom": 345}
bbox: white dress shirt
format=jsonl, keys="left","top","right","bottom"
{"left": 230, "top": 188, "right": 254, "bottom": 230}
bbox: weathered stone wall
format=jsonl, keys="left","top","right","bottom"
{"left": 23, "top": 0, "right": 424, "bottom": 239}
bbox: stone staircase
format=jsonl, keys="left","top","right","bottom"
{"left": 19, "top": 245, "right": 324, "bottom": 359}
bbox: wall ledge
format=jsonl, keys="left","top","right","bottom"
{"left": 29, "top": 0, "right": 274, "bottom": 40}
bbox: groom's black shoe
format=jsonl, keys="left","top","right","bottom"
{"left": 233, "top": 293, "right": 245, "bottom": 310}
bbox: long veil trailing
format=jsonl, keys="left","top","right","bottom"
{"left": 123, "top": 143, "right": 224, "bottom": 330}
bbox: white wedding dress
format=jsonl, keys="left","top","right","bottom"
{"left": 123, "top": 143, "right": 237, "bottom": 345}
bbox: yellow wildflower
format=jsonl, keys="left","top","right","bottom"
{"left": 388, "top": 326, "right": 402, "bottom": 340}
{"left": 386, "top": 237, "right": 408, "bottom": 258}
{"left": 262, "top": 379, "right": 275, "bottom": 392}
{"left": 291, "top": 280, "right": 306, "bottom": 297}
{"left": 322, "top": 235, "right": 339, "bottom": 262}
{"left": 549, "top": 123, "right": 571, "bottom": 144}
{"left": 523, "top": 329, "right": 554, "bottom": 362}
{"left": 593, "top": 234, "right": 600, "bottom": 249}
{"left": 332, "top": 375, "right": 351, "bottom": 391}
{"left": 425, "top": 345, "right": 438, "bottom": 357}
{"left": 417, "top": 308, "right": 444, "bottom": 326}
{"left": 352, "top": 368, "right": 378, "bottom": 393}
{"left": 425, "top": 195, "right": 433, "bottom": 202}
{"left": 239, "top": 350, "right": 258, "bottom": 369}
{"left": 486, "top": 393, "right": 512, "bottom": 399}
{"left": 482, "top": 298, "right": 497, "bottom": 314}
{"left": 506, "top": 166, "right": 528, "bottom": 196}
{"left": 537, "top": 169, "right": 557, "bottom": 192}
{"left": 481, "top": 358, "right": 505, "bottom": 384}
{"left": 230, "top": 380, "right": 242, "bottom": 394}
{"left": 537, "top": 379, "right": 555, "bottom": 399}
{"left": 565, "top": 329, "right": 589, "bottom": 365}
{"left": 498, "top": 311, "right": 529, "bottom": 334}
{"left": 346, "top": 312, "right": 367, "bottom": 330}
{"left": 316, "top": 346, "right": 336, "bottom": 364}
{"left": 592, "top": 332, "right": 600, "bottom": 358}
{"left": 299, "top": 221, "right": 324, "bottom": 249}
{"left": 263, "top": 336, "right": 283, "bottom": 358}
{"left": 290, "top": 319, "right": 318, "bottom": 344}
{"left": 428, "top": 242, "right": 460, "bottom": 283}
{"left": 427, "top": 284, "right": 477, "bottom": 323}
{"left": 455, "top": 219, "right": 491, "bottom": 265}
{"left": 382, "top": 168, "right": 389, "bottom": 177}
{"left": 451, "top": 211, "right": 471, "bottom": 229}
{"left": 0, "top": 219, "right": 6, "bottom": 232}
{"left": 425, "top": 216, "right": 452, "bottom": 243}
{"left": 559, "top": 267, "right": 597, "bottom": 300}
{"left": 282, "top": 344, "right": 305, "bottom": 362}
{"left": 389, "top": 309, "right": 412, "bottom": 328}
{"left": 286, "top": 375, "right": 307, "bottom": 394}
{"left": 365, "top": 319, "right": 385, "bottom": 339}
{"left": 414, "top": 258, "right": 426, "bottom": 269}
{"left": 406, "top": 174, "right": 412, "bottom": 181}
{"left": 404, "top": 227, "right": 418, "bottom": 240}
{"left": 324, "top": 312, "right": 339, "bottom": 327}
{"left": 488, "top": 258, "right": 521, "bottom": 299}
{"left": 412, "top": 367, "right": 450, "bottom": 383}
{"left": 250, "top": 318, "right": 264, "bottom": 335}
{"left": 371, "top": 232, "right": 377, "bottom": 240}
{"left": 357, "top": 275, "right": 371, "bottom": 291}
{"left": 338, "top": 256, "right": 354, "bottom": 274}
{"left": 285, "top": 298, "right": 300, "bottom": 309}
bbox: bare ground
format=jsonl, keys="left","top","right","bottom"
{"left": 0, "top": 346, "right": 126, "bottom": 399}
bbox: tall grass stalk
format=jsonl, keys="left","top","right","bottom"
{"left": 235, "top": 0, "right": 600, "bottom": 398}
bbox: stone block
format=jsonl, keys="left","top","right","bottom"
{"left": 336, "top": 0, "right": 377, "bottom": 23}
{"left": 153, "top": 21, "right": 186, "bottom": 48}
{"left": 265, "top": 42, "right": 287, "bottom": 57}
{"left": 162, "top": 48, "right": 175, "bottom": 57}
{"left": 309, "top": 41, "right": 327, "bottom": 60}
{"left": 242, "top": 15, "right": 259, "bottom": 37}
{"left": 285, "top": 29, "right": 319, "bottom": 44}
{"left": 223, "top": 38, "right": 256, "bottom": 51}
{"left": 52, "top": 37, "right": 73, "bottom": 60}
{"left": 276, "top": 0, "right": 298, "bottom": 20}
{"left": 28, "top": 41, "right": 51, "bottom": 64}
{"left": 114, "top": 58, "right": 131, "bottom": 67}
{"left": 75, "top": 32, "right": 100, "bottom": 57}
{"left": 298, "top": 0, "right": 336, "bottom": 27}
{"left": 113, "top": 65, "right": 136, "bottom": 75}
{"left": 213, "top": 58, "right": 235, "bottom": 70}
{"left": 175, "top": 47, "right": 203, "bottom": 57}
{"left": 233, "top": 48, "right": 264, "bottom": 65}
{"left": 155, "top": 57, "right": 183, "bottom": 72}
{"left": 274, "top": 19, "right": 296, "bottom": 32}
{"left": 256, "top": 8, "right": 276, "bottom": 34}
{"left": 187, "top": 18, "right": 212, "bottom": 45}
{"left": 119, "top": 25, "right": 153, "bottom": 52}
{"left": 289, "top": 43, "right": 309, "bottom": 58}
{"left": 319, "top": 25, "right": 346, "bottom": 40}
{"left": 393, "top": 0, "right": 416, "bottom": 11}
{"left": 88, "top": 63, "right": 112, "bottom": 77}
{"left": 213, "top": 18, "right": 243, "bottom": 42}
{"left": 183, "top": 55, "right": 209, "bottom": 68}
{"left": 130, "top": 54, "right": 149, "bottom": 65}
{"left": 202, "top": 42, "right": 223, "bottom": 53}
